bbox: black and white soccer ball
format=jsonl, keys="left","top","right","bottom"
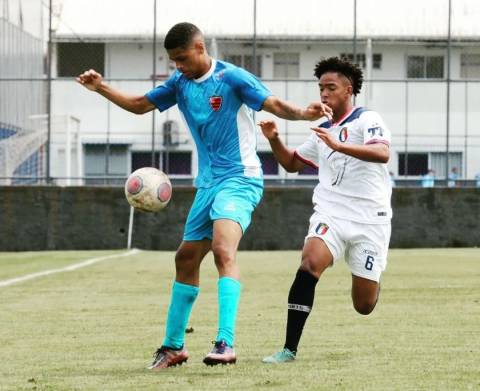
{"left": 124, "top": 167, "right": 172, "bottom": 212}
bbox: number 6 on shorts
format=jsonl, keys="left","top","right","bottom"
{"left": 365, "top": 255, "right": 374, "bottom": 271}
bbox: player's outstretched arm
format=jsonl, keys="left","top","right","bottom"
{"left": 311, "top": 127, "right": 390, "bottom": 163}
{"left": 258, "top": 120, "right": 305, "bottom": 173}
{"left": 76, "top": 69, "right": 155, "bottom": 115}
{"left": 262, "top": 96, "right": 332, "bottom": 122}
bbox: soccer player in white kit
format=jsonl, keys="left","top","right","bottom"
{"left": 260, "top": 57, "right": 392, "bottom": 363}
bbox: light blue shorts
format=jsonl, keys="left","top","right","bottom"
{"left": 183, "top": 176, "right": 263, "bottom": 241}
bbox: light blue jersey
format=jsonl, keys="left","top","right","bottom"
{"left": 145, "top": 59, "right": 272, "bottom": 188}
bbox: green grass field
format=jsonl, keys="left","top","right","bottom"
{"left": 0, "top": 249, "right": 479, "bottom": 390}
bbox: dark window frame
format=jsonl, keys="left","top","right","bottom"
{"left": 273, "top": 52, "right": 300, "bottom": 79}
{"left": 340, "top": 53, "right": 383, "bottom": 70}
{"left": 407, "top": 55, "right": 444, "bottom": 79}
{"left": 257, "top": 151, "right": 279, "bottom": 175}
{"left": 57, "top": 42, "right": 105, "bottom": 77}
{"left": 398, "top": 152, "right": 429, "bottom": 176}
{"left": 131, "top": 150, "right": 192, "bottom": 176}
{"left": 298, "top": 164, "right": 318, "bottom": 176}
{"left": 224, "top": 54, "right": 262, "bottom": 77}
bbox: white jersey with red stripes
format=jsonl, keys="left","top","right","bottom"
{"left": 295, "top": 106, "right": 392, "bottom": 224}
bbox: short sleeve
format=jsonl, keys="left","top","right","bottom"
{"left": 227, "top": 67, "right": 272, "bottom": 111}
{"left": 145, "top": 73, "right": 178, "bottom": 112}
{"left": 361, "top": 111, "right": 391, "bottom": 146}
{"left": 295, "top": 133, "right": 319, "bottom": 168}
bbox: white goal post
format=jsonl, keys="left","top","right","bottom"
{"left": 0, "top": 114, "right": 82, "bottom": 185}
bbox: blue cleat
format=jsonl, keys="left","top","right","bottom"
{"left": 262, "top": 348, "right": 296, "bottom": 364}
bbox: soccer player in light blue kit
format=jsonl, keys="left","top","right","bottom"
{"left": 77, "top": 22, "right": 332, "bottom": 369}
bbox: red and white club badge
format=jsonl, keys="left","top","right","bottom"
{"left": 209, "top": 96, "right": 222, "bottom": 111}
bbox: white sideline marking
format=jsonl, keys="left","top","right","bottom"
{"left": 0, "top": 249, "right": 141, "bottom": 288}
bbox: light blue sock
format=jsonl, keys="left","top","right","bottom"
{"left": 162, "top": 281, "right": 199, "bottom": 349}
{"left": 216, "top": 277, "right": 242, "bottom": 347}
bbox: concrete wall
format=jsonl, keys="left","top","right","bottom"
{"left": 0, "top": 186, "right": 479, "bottom": 251}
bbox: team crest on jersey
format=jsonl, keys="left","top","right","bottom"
{"left": 315, "top": 222, "right": 329, "bottom": 235}
{"left": 338, "top": 127, "right": 348, "bottom": 142}
{"left": 209, "top": 96, "right": 223, "bottom": 111}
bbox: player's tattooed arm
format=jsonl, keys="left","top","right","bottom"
{"left": 311, "top": 127, "right": 390, "bottom": 163}
{"left": 77, "top": 69, "right": 155, "bottom": 114}
{"left": 258, "top": 120, "right": 306, "bottom": 172}
{"left": 262, "top": 96, "right": 332, "bottom": 121}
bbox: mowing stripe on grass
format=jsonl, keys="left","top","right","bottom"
{"left": 0, "top": 249, "right": 141, "bottom": 288}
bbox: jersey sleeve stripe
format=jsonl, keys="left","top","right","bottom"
{"left": 294, "top": 151, "right": 319, "bottom": 168}
{"left": 365, "top": 139, "right": 390, "bottom": 146}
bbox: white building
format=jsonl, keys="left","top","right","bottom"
{"left": 50, "top": 0, "right": 480, "bottom": 183}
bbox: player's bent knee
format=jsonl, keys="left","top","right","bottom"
{"left": 175, "top": 249, "right": 191, "bottom": 264}
{"left": 300, "top": 256, "right": 328, "bottom": 279}
{"left": 211, "top": 243, "right": 235, "bottom": 266}
{"left": 353, "top": 300, "right": 377, "bottom": 315}
{"left": 175, "top": 249, "right": 199, "bottom": 271}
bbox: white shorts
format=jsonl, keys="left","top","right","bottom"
{"left": 305, "top": 212, "right": 391, "bottom": 282}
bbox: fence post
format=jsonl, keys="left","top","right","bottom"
{"left": 46, "top": 0, "right": 53, "bottom": 184}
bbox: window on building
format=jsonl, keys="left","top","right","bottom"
{"left": 258, "top": 151, "right": 278, "bottom": 175}
{"left": 407, "top": 55, "right": 444, "bottom": 79}
{"left": 162, "top": 151, "right": 192, "bottom": 175}
{"left": 339, "top": 53, "right": 383, "bottom": 69}
{"left": 373, "top": 54, "right": 383, "bottom": 69}
{"left": 224, "top": 54, "right": 262, "bottom": 77}
{"left": 340, "top": 53, "right": 366, "bottom": 68}
{"left": 460, "top": 53, "right": 480, "bottom": 78}
{"left": 244, "top": 55, "right": 262, "bottom": 76}
{"left": 84, "top": 144, "right": 128, "bottom": 184}
{"left": 430, "top": 152, "right": 462, "bottom": 178}
{"left": 398, "top": 152, "right": 428, "bottom": 176}
{"left": 398, "top": 152, "right": 462, "bottom": 177}
{"left": 298, "top": 164, "right": 318, "bottom": 176}
{"left": 131, "top": 151, "right": 192, "bottom": 175}
{"left": 224, "top": 55, "right": 242, "bottom": 67}
{"left": 57, "top": 42, "right": 105, "bottom": 77}
{"left": 131, "top": 151, "right": 160, "bottom": 171}
{"left": 273, "top": 53, "right": 299, "bottom": 79}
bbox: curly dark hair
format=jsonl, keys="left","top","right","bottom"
{"left": 164, "top": 22, "right": 202, "bottom": 50}
{"left": 314, "top": 56, "right": 363, "bottom": 96}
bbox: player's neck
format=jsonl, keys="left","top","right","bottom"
{"left": 199, "top": 56, "right": 213, "bottom": 77}
{"left": 332, "top": 103, "right": 354, "bottom": 125}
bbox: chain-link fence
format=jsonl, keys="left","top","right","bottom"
{"left": 0, "top": 0, "right": 46, "bottom": 184}
{"left": 2, "top": 0, "right": 480, "bottom": 187}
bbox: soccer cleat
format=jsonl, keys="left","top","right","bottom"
{"left": 262, "top": 348, "right": 296, "bottom": 364}
{"left": 148, "top": 346, "right": 189, "bottom": 370}
{"left": 203, "top": 340, "right": 237, "bottom": 366}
